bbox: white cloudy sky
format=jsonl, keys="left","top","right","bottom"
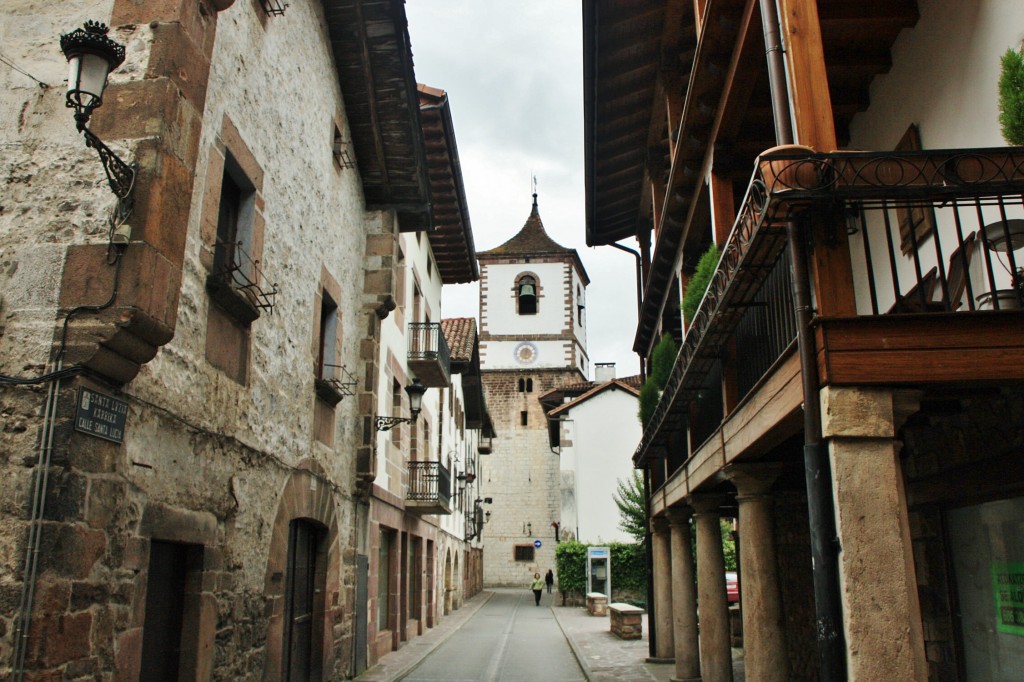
{"left": 405, "top": 1, "right": 642, "bottom": 379}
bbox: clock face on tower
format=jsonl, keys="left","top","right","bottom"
{"left": 513, "top": 341, "right": 539, "bottom": 366}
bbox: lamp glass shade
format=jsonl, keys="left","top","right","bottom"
{"left": 405, "top": 380, "right": 426, "bottom": 418}
{"left": 66, "top": 52, "right": 112, "bottom": 112}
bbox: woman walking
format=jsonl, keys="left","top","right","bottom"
{"left": 545, "top": 569, "right": 554, "bottom": 594}
{"left": 530, "top": 572, "right": 545, "bottom": 606}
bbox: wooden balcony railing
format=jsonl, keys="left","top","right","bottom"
{"left": 406, "top": 461, "right": 451, "bottom": 515}
{"left": 635, "top": 147, "right": 1024, "bottom": 465}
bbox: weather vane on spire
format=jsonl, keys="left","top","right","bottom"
{"left": 532, "top": 174, "right": 538, "bottom": 197}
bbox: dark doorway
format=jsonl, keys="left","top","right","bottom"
{"left": 284, "top": 519, "right": 326, "bottom": 681}
{"left": 139, "top": 540, "right": 203, "bottom": 682}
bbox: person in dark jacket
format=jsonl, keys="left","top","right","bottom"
{"left": 544, "top": 569, "right": 554, "bottom": 594}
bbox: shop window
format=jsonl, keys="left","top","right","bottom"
{"left": 514, "top": 545, "right": 535, "bottom": 562}
{"left": 948, "top": 497, "right": 1024, "bottom": 679}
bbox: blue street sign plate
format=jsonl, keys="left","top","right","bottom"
{"left": 533, "top": 540, "right": 542, "bottom": 548}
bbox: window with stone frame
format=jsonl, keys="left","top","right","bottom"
{"left": 514, "top": 545, "right": 535, "bottom": 562}
{"left": 202, "top": 118, "right": 268, "bottom": 385}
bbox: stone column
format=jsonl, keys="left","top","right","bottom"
{"left": 691, "top": 494, "right": 732, "bottom": 682}
{"left": 821, "top": 387, "right": 927, "bottom": 682}
{"left": 651, "top": 516, "right": 675, "bottom": 660}
{"left": 666, "top": 507, "right": 700, "bottom": 682}
{"left": 724, "top": 464, "right": 787, "bottom": 681}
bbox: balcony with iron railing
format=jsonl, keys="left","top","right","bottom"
{"left": 635, "top": 146, "right": 1024, "bottom": 468}
{"left": 407, "top": 322, "right": 451, "bottom": 388}
{"left": 406, "top": 460, "right": 451, "bottom": 515}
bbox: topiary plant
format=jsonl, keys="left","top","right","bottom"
{"left": 999, "top": 47, "right": 1024, "bottom": 146}
{"left": 682, "top": 243, "right": 720, "bottom": 324}
{"left": 649, "top": 334, "right": 677, "bottom": 391}
{"left": 637, "top": 378, "right": 659, "bottom": 426}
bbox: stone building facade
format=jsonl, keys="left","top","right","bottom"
{"left": 477, "top": 197, "right": 589, "bottom": 586}
{"left": 0, "top": 1, "right": 485, "bottom": 679}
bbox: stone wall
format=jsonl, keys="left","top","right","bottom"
{"left": 479, "top": 368, "right": 582, "bottom": 586}
{"left": 0, "top": 0, "right": 372, "bottom": 678}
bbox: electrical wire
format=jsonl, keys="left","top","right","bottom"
{"left": 0, "top": 52, "right": 49, "bottom": 89}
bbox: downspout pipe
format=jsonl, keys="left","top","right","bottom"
{"left": 760, "top": 0, "right": 847, "bottom": 678}
{"left": 609, "top": 240, "right": 647, "bottom": 380}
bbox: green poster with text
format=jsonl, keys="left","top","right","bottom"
{"left": 992, "top": 562, "right": 1024, "bottom": 636}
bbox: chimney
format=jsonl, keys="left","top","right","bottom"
{"left": 594, "top": 362, "right": 616, "bottom": 383}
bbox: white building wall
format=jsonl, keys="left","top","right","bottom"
{"left": 480, "top": 260, "right": 569, "bottom": 343}
{"left": 846, "top": 0, "right": 1024, "bottom": 312}
{"left": 558, "top": 387, "right": 640, "bottom": 544}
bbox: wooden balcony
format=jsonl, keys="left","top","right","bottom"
{"left": 405, "top": 461, "right": 451, "bottom": 515}
{"left": 408, "top": 322, "right": 451, "bottom": 388}
{"left": 636, "top": 147, "right": 1024, "bottom": 467}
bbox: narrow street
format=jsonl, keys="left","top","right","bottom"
{"left": 400, "top": 590, "right": 584, "bottom": 682}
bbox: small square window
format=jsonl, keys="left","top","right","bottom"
{"left": 514, "top": 545, "right": 535, "bottom": 562}
{"left": 520, "top": 411, "right": 528, "bottom": 427}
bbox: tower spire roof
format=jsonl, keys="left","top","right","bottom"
{"left": 478, "top": 194, "right": 574, "bottom": 258}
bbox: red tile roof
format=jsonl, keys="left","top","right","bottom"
{"left": 440, "top": 317, "right": 477, "bottom": 363}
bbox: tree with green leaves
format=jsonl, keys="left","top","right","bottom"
{"left": 613, "top": 470, "right": 647, "bottom": 544}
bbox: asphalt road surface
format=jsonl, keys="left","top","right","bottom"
{"left": 400, "top": 589, "right": 585, "bottom": 682}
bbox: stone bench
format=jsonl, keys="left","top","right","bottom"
{"left": 609, "top": 603, "right": 644, "bottom": 640}
{"left": 586, "top": 592, "right": 608, "bottom": 616}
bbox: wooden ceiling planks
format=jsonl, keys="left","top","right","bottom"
{"left": 323, "top": 0, "right": 431, "bottom": 230}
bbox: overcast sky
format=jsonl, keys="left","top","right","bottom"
{"left": 405, "top": 1, "right": 642, "bottom": 379}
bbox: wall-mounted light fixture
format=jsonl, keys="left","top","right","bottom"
{"left": 60, "top": 21, "right": 135, "bottom": 222}
{"left": 374, "top": 379, "right": 426, "bottom": 431}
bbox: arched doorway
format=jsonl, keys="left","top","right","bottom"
{"left": 262, "top": 461, "right": 341, "bottom": 681}
{"left": 453, "top": 552, "right": 461, "bottom": 609}
{"left": 443, "top": 549, "right": 452, "bottom": 615}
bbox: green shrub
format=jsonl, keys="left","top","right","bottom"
{"left": 682, "top": 243, "right": 720, "bottom": 324}
{"left": 554, "top": 541, "right": 587, "bottom": 594}
{"left": 637, "top": 378, "right": 659, "bottom": 426}
{"left": 1000, "top": 47, "right": 1024, "bottom": 146}
{"left": 649, "top": 334, "right": 677, "bottom": 391}
{"left": 555, "top": 540, "right": 647, "bottom": 603}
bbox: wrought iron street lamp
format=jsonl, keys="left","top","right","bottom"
{"left": 60, "top": 21, "right": 136, "bottom": 218}
{"left": 374, "top": 380, "right": 427, "bottom": 431}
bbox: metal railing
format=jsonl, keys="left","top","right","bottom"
{"left": 408, "top": 322, "right": 451, "bottom": 368}
{"left": 407, "top": 461, "right": 451, "bottom": 506}
{"left": 634, "top": 146, "right": 1024, "bottom": 465}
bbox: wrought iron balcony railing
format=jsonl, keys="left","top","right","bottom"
{"left": 407, "top": 322, "right": 452, "bottom": 388}
{"left": 314, "top": 363, "right": 356, "bottom": 406}
{"left": 206, "top": 240, "right": 278, "bottom": 323}
{"left": 635, "top": 146, "right": 1024, "bottom": 466}
{"left": 406, "top": 460, "right": 452, "bottom": 515}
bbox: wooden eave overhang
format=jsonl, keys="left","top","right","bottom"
{"left": 323, "top": 0, "right": 432, "bottom": 231}
{"left": 583, "top": 0, "right": 689, "bottom": 247}
{"left": 419, "top": 85, "right": 479, "bottom": 283}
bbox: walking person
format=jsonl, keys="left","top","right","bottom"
{"left": 531, "top": 572, "right": 545, "bottom": 606}
{"left": 545, "top": 569, "right": 554, "bottom": 595}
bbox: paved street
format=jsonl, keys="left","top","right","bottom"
{"left": 358, "top": 588, "right": 745, "bottom": 682}
{"left": 401, "top": 589, "right": 584, "bottom": 682}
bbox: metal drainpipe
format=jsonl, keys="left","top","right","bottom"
{"left": 760, "top": 0, "right": 847, "bottom": 678}
{"left": 12, "top": 362, "right": 63, "bottom": 680}
{"left": 643, "top": 462, "right": 656, "bottom": 658}
{"left": 608, "top": 240, "right": 647, "bottom": 380}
